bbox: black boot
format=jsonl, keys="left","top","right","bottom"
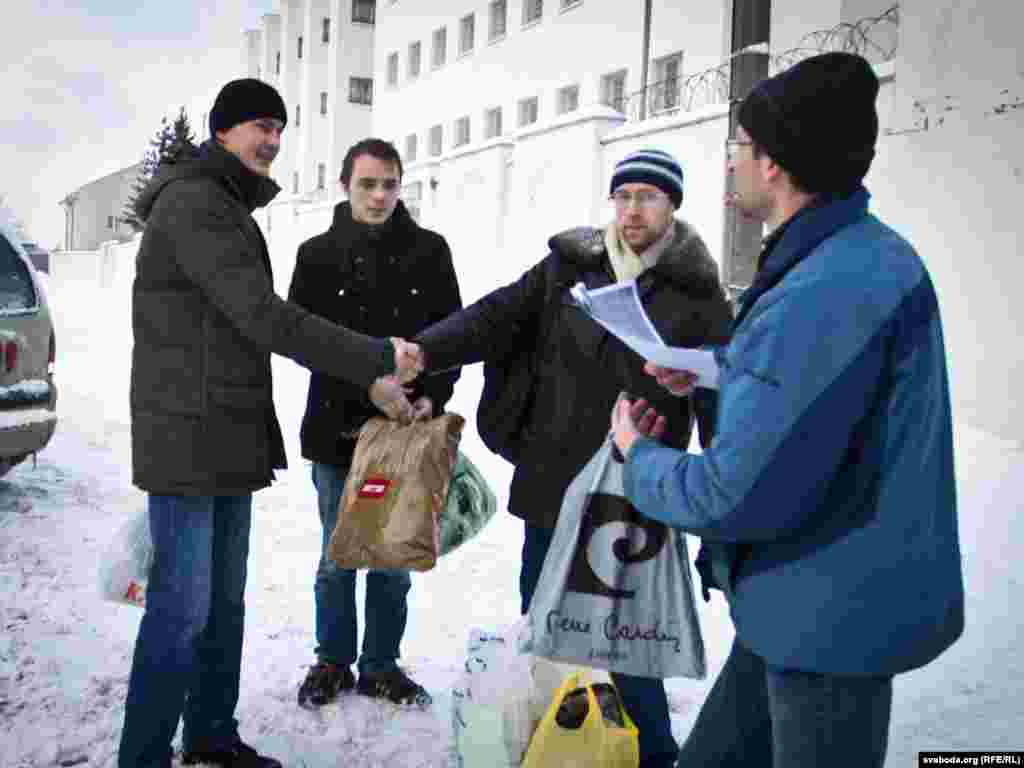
{"left": 181, "top": 740, "right": 282, "bottom": 768}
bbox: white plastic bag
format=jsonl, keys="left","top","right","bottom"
{"left": 98, "top": 509, "right": 152, "bottom": 608}
{"left": 450, "top": 620, "right": 612, "bottom": 767}
{"left": 452, "top": 619, "right": 535, "bottom": 767}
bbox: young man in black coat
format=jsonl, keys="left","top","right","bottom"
{"left": 414, "top": 149, "right": 733, "bottom": 768}
{"left": 288, "top": 139, "right": 462, "bottom": 710}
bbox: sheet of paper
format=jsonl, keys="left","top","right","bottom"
{"left": 570, "top": 281, "right": 720, "bottom": 389}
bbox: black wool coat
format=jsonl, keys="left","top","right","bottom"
{"left": 131, "top": 142, "right": 394, "bottom": 495}
{"left": 416, "top": 221, "right": 733, "bottom": 528}
{"left": 288, "top": 200, "right": 463, "bottom": 466}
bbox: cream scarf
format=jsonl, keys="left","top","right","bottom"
{"left": 604, "top": 219, "right": 677, "bottom": 283}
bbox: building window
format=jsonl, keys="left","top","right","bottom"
{"left": 317, "top": 163, "right": 326, "bottom": 190}
{"left": 349, "top": 77, "right": 373, "bottom": 105}
{"left": 297, "top": 36, "right": 303, "bottom": 59}
{"left": 322, "top": 17, "right": 330, "bottom": 43}
{"left": 387, "top": 52, "right": 398, "bottom": 86}
{"left": 459, "top": 14, "right": 475, "bottom": 55}
{"left": 429, "top": 124, "right": 443, "bottom": 156}
{"left": 320, "top": 91, "right": 328, "bottom": 115}
{"left": 275, "top": 51, "right": 280, "bottom": 74}
{"left": 352, "top": 0, "right": 375, "bottom": 24}
{"left": 296, "top": 104, "right": 301, "bottom": 127}
{"left": 489, "top": 0, "right": 507, "bottom": 40}
{"left": 601, "top": 69, "right": 627, "bottom": 112}
{"left": 405, "top": 133, "right": 418, "bottom": 163}
{"left": 518, "top": 96, "right": 539, "bottom": 127}
{"left": 484, "top": 107, "right": 503, "bottom": 139}
{"left": 454, "top": 116, "right": 470, "bottom": 147}
{"left": 654, "top": 52, "right": 682, "bottom": 111}
{"left": 107, "top": 215, "right": 115, "bottom": 229}
{"left": 560, "top": 0, "right": 582, "bottom": 9}
{"left": 403, "top": 181, "right": 423, "bottom": 221}
{"left": 523, "top": 0, "right": 542, "bottom": 25}
{"left": 432, "top": 27, "right": 446, "bottom": 68}
{"left": 408, "top": 41, "right": 421, "bottom": 78}
{"left": 557, "top": 84, "right": 579, "bottom": 115}
{"left": 293, "top": 171, "right": 299, "bottom": 194}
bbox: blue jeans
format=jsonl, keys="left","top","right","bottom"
{"left": 312, "top": 462, "right": 411, "bottom": 675}
{"left": 118, "top": 494, "right": 253, "bottom": 768}
{"left": 677, "top": 637, "right": 893, "bottom": 767}
{"left": 520, "top": 523, "right": 678, "bottom": 768}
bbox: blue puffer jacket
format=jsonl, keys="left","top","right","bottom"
{"left": 623, "top": 188, "right": 964, "bottom": 676}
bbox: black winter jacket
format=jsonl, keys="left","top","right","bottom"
{"left": 416, "top": 221, "right": 733, "bottom": 528}
{"left": 131, "top": 142, "right": 394, "bottom": 495}
{"left": 288, "top": 200, "right": 462, "bottom": 466}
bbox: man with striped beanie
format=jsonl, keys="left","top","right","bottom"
{"left": 412, "top": 147, "right": 732, "bottom": 768}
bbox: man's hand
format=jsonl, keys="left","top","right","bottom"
{"left": 611, "top": 394, "right": 666, "bottom": 457}
{"left": 391, "top": 337, "right": 424, "bottom": 384}
{"left": 410, "top": 396, "right": 433, "bottom": 422}
{"left": 369, "top": 375, "right": 413, "bottom": 422}
{"left": 644, "top": 362, "right": 698, "bottom": 397}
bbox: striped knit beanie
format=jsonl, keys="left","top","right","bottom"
{"left": 609, "top": 149, "right": 684, "bottom": 208}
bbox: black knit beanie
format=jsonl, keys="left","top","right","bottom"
{"left": 209, "top": 78, "right": 288, "bottom": 137}
{"left": 738, "top": 52, "right": 880, "bottom": 195}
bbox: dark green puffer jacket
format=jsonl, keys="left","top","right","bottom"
{"left": 131, "top": 141, "right": 393, "bottom": 495}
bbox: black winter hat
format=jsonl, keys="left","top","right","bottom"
{"left": 738, "top": 52, "right": 880, "bottom": 195}
{"left": 209, "top": 78, "right": 288, "bottom": 137}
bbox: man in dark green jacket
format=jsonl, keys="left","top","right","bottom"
{"left": 119, "top": 79, "right": 419, "bottom": 768}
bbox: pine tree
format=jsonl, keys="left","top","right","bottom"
{"left": 122, "top": 107, "right": 197, "bottom": 232}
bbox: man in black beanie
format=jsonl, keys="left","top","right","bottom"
{"left": 118, "top": 79, "right": 423, "bottom": 768}
{"left": 611, "top": 52, "right": 963, "bottom": 768}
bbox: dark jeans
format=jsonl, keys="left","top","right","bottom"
{"left": 312, "top": 462, "right": 411, "bottom": 675}
{"left": 520, "top": 523, "right": 678, "bottom": 768}
{"left": 678, "top": 637, "right": 893, "bottom": 768}
{"left": 118, "top": 494, "right": 253, "bottom": 768}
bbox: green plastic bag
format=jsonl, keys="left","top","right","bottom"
{"left": 439, "top": 452, "right": 497, "bottom": 556}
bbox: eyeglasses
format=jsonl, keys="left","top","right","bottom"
{"left": 725, "top": 139, "right": 754, "bottom": 159}
{"left": 609, "top": 190, "right": 668, "bottom": 209}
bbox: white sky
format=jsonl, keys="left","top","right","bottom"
{"left": 2, "top": 0, "right": 274, "bottom": 248}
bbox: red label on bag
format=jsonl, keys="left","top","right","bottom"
{"left": 358, "top": 477, "right": 391, "bottom": 498}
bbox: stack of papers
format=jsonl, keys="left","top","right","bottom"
{"left": 570, "top": 280, "right": 719, "bottom": 389}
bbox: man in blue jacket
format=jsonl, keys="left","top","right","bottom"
{"left": 610, "top": 52, "right": 964, "bottom": 768}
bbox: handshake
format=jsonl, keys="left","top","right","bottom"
{"left": 368, "top": 337, "right": 429, "bottom": 423}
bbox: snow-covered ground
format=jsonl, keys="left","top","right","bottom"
{"left": 0, "top": 277, "right": 1022, "bottom": 767}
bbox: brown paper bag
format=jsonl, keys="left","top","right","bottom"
{"left": 327, "top": 413, "right": 465, "bottom": 572}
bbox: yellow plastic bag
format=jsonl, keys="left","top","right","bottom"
{"left": 522, "top": 672, "right": 639, "bottom": 768}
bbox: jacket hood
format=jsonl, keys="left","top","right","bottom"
{"left": 549, "top": 220, "right": 723, "bottom": 300}
{"left": 134, "top": 140, "right": 281, "bottom": 222}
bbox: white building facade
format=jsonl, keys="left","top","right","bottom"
{"left": 58, "top": 163, "right": 142, "bottom": 252}
{"left": 243, "top": 0, "right": 1024, "bottom": 444}
{"left": 244, "top": 0, "right": 377, "bottom": 200}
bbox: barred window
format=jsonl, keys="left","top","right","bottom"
{"left": 387, "top": 52, "right": 398, "bottom": 85}
{"left": 489, "top": 0, "right": 507, "bottom": 40}
{"left": 317, "top": 163, "right": 326, "bottom": 190}
{"left": 408, "top": 41, "right": 421, "bottom": 77}
{"left": 557, "top": 84, "right": 579, "bottom": 115}
{"left": 460, "top": 13, "right": 475, "bottom": 54}
{"left": 349, "top": 77, "right": 373, "bottom": 105}
{"left": 432, "top": 27, "right": 446, "bottom": 68}
{"left": 405, "top": 133, "right": 418, "bottom": 163}
{"left": 352, "top": 0, "right": 375, "bottom": 24}
{"left": 484, "top": 107, "right": 502, "bottom": 139}
{"left": 454, "top": 115, "right": 470, "bottom": 147}
{"left": 297, "top": 36, "right": 303, "bottom": 59}
{"left": 523, "top": 0, "right": 542, "bottom": 25}
{"left": 429, "top": 124, "right": 443, "bottom": 156}
{"left": 518, "top": 96, "right": 539, "bottom": 126}
{"left": 320, "top": 91, "right": 328, "bottom": 115}
{"left": 601, "top": 70, "right": 627, "bottom": 112}
{"left": 322, "top": 17, "right": 330, "bottom": 43}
